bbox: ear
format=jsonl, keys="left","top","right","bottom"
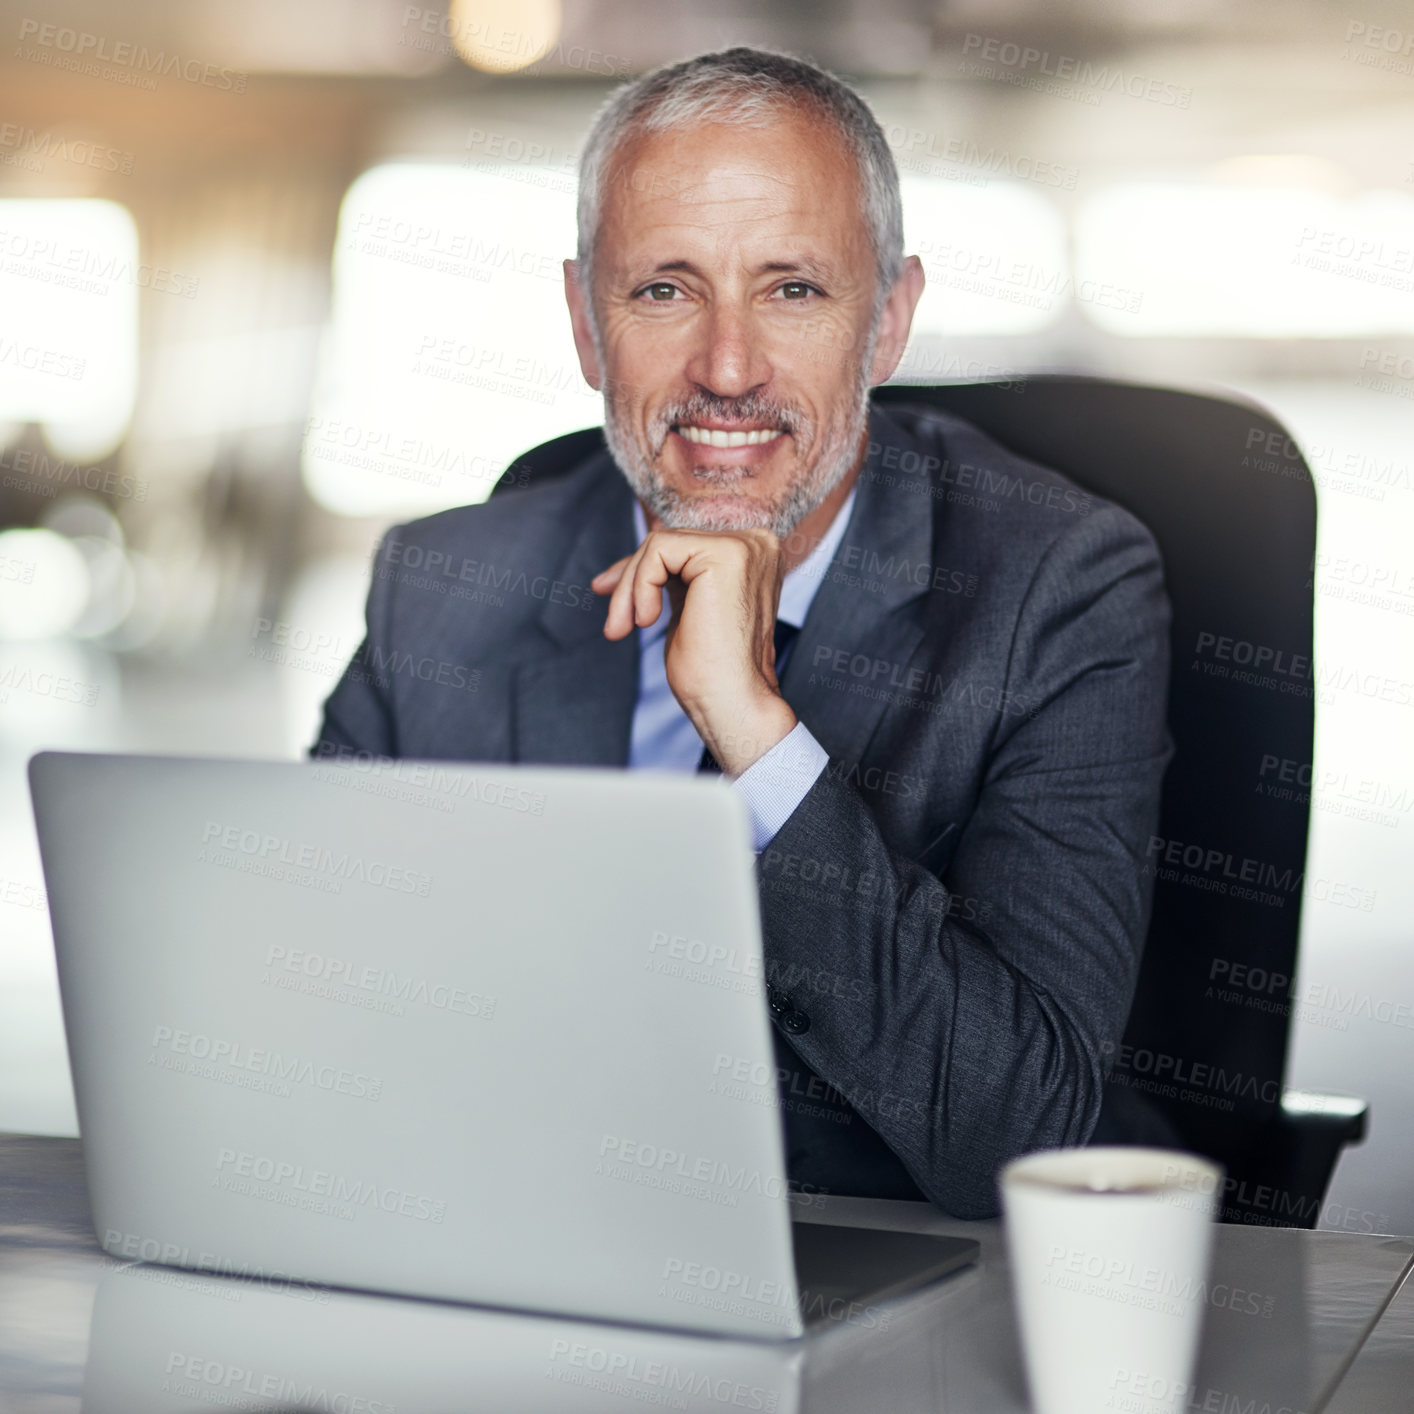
{"left": 564, "top": 258, "right": 604, "bottom": 391}
{"left": 867, "top": 255, "right": 926, "bottom": 386}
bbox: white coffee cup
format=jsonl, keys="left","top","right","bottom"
{"left": 1001, "top": 1146, "right": 1222, "bottom": 1414}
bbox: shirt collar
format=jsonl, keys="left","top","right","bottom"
{"left": 631, "top": 484, "right": 859, "bottom": 642}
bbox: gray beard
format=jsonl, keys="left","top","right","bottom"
{"left": 600, "top": 336, "right": 878, "bottom": 541}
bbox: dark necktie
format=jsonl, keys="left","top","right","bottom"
{"left": 697, "top": 620, "right": 800, "bottom": 775}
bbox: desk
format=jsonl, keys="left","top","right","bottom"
{"left": 2, "top": 1135, "right": 1410, "bottom": 1413}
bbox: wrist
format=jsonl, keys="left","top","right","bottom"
{"left": 704, "top": 695, "right": 799, "bottom": 777}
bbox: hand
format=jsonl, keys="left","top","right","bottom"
{"left": 591, "top": 527, "right": 799, "bottom": 776}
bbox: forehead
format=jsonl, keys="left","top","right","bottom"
{"left": 598, "top": 109, "right": 871, "bottom": 269}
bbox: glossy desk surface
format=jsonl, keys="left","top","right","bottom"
{"left": 2, "top": 1135, "right": 1410, "bottom": 1414}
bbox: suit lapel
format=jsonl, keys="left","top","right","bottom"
{"left": 780, "top": 406, "right": 935, "bottom": 762}
{"left": 511, "top": 455, "right": 641, "bottom": 766}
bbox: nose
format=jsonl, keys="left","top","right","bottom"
{"left": 684, "top": 298, "right": 772, "bottom": 401}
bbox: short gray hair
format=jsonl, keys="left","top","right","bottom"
{"left": 574, "top": 47, "right": 904, "bottom": 316}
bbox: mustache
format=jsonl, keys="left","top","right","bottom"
{"left": 649, "top": 392, "right": 811, "bottom": 448}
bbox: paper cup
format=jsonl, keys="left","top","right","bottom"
{"left": 1001, "top": 1147, "right": 1222, "bottom": 1414}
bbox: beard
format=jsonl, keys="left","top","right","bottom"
{"left": 600, "top": 332, "right": 878, "bottom": 541}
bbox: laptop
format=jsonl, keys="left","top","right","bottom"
{"left": 29, "top": 750, "right": 976, "bottom": 1340}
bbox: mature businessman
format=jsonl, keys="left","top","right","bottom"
{"left": 314, "top": 47, "right": 1173, "bottom": 1218}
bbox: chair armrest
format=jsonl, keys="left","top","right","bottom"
{"left": 1282, "top": 1089, "right": 1369, "bottom": 1146}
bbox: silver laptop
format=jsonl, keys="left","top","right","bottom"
{"left": 29, "top": 750, "right": 976, "bottom": 1340}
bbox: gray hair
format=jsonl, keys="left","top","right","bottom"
{"left": 574, "top": 47, "right": 904, "bottom": 319}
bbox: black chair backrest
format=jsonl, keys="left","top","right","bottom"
{"left": 495, "top": 377, "right": 1319, "bottom": 1141}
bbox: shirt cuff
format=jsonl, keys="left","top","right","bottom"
{"left": 730, "top": 721, "right": 829, "bottom": 852}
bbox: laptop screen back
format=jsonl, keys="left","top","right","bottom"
{"left": 30, "top": 751, "right": 804, "bottom": 1338}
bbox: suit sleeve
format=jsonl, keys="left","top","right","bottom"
{"left": 756, "top": 505, "right": 1172, "bottom": 1218}
{"left": 309, "top": 527, "right": 403, "bottom": 760}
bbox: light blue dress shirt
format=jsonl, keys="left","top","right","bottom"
{"left": 627, "top": 488, "right": 857, "bottom": 851}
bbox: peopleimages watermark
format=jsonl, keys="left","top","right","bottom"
{"left": 1160, "top": 1159, "right": 1388, "bottom": 1231}
{"left": 708, "top": 1051, "right": 929, "bottom": 1133}
{"left": 1101, "top": 1039, "right": 1280, "bottom": 1114}
{"left": 101, "top": 1229, "right": 330, "bottom": 1302}
{"left": 148, "top": 1024, "right": 383, "bottom": 1102}
{"left": 411, "top": 334, "right": 589, "bottom": 408}
{"left": 0, "top": 444, "right": 148, "bottom": 501}
{"left": 0, "top": 874, "right": 47, "bottom": 911}
{"left": 544, "top": 1337, "right": 783, "bottom": 1409}
{"left": 1147, "top": 837, "right": 1373, "bottom": 915}
{"left": 0, "top": 226, "right": 200, "bottom": 299}
{"left": 14, "top": 18, "right": 248, "bottom": 91}
{"left": 1190, "top": 628, "right": 1414, "bottom": 709}
{"left": 310, "top": 743, "right": 547, "bottom": 819}
{"left": 378, "top": 538, "right": 598, "bottom": 613}
{"left": 645, "top": 926, "right": 891, "bottom": 1015}
{"left": 0, "top": 555, "right": 35, "bottom": 585}
{"left": 197, "top": 821, "right": 433, "bottom": 898}
{"left": 956, "top": 33, "right": 1193, "bottom": 108}
{"left": 1355, "top": 345, "right": 1414, "bottom": 402}
{"left": 1042, "top": 1244, "right": 1275, "bottom": 1320}
{"left": 162, "top": 1354, "right": 390, "bottom": 1412}
{"left": 916, "top": 239, "right": 1143, "bottom": 315}
{"left": 214, "top": 1147, "right": 448, "bottom": 1224}
{"left": 1310, "top": 548, "right": 1414, "bottom": 620}
{"left": 262, "top": 944, "right": 498, "bottom": 1022}
{"left": 884, "top": 126, "right": 1078, "bottom": 189}
{"left": 463, "top": 126, "right": 579, "bottom": 171}
{"left": 1144, "top": 833, "right": 1302, "bottom": 910}
{"left": 251, "top": 616, "right": 483, "bottom": 695}
{"left": 303, "top": 416, "right": 530, "bottom": 496}
{"left": 1239, "top": 425, "right": 1412, "bottom": 501}
{"left": 1293, "top": 221, "right": 1414, "bottom": 295}
{"left": 794, "top": 539, "right": 978, "bottom": 599}
{"left": 757, "top": 844, "right": 992, "bottom": 928}
{"left": 645, "top": 928, "right": 763, "bottom": 995}
{"left": 0, "top": 336, "right": 85, "bottom": 380}
{"left": 1108, "top": 1368, "right": 1311, "bottom": 1414}
{"left": 865, "top": 436, "right": 1092, "bottom": 514}
{"left": 1209, "top": 956, "right": 1412, "bottom": 1034}
{"left": 595, "top": 1135, "right": 796, "bottom": 1209}
{"left": 397, "top": 6, "right": 629, "bottom": 75}
{"left": 0, "top": 662, "right": 101, "bottom": 709}
{"left": 0, "top": 122, "right": 135, "bottom": 176}
{"left": 891, "top": 346, "right": 1028, "bottom": 392}
{"left": 658, "top": 1257, "right": 891, "bottom": 1333}
{"left": 1341, "top": 19, "right": 1414, "bottom": 75}
{"left": 806, "top": 644, "right": 1039, "bottom": 722}
{"left": 343, "top": 209, "right": 559, "bottom": 283}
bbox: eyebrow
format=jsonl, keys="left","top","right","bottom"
{"left": 642, "top": 257, "right": 838, "bottom": 283}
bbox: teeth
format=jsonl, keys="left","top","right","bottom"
{"left": 677, "top": 426, "right": 782, "bottom": 448}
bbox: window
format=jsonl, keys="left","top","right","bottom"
{"left": 302, "top": 162, "right": 599, "bottom": 517}
{"left": 0, "top": 199, "right": 139, "bottom": 460}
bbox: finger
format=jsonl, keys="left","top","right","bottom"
{"left": 603, "top": 541, "right": 652, "bottom": 639}
{"left": 630, "top": 540, "right": 679, "bottom": 631}
{"left": 590, "top": 554, "right": 632, "bottom": 595}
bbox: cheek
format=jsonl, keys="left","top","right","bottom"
{"left": 795, "top": 310, "right": 864, "bottom": 368}
{"left": 600, "top": 324, "right": 676, "bottom": 410}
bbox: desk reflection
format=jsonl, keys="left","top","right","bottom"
{"left": 75, "top": 1217, "right": 1342, "bottom": 1414}
{"left": 82, "top": 1262, "right": 804, "bottom": 1414}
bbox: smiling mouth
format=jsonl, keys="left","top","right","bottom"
{"left": 674, "top": 424, "right": 786, "bottom": 448}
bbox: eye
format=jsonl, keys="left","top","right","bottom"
{"left": 638, "top": 282, "right": 681, "bottom": 302}
{"left": 776, "top": 281, "right": 821, "bottom": 301}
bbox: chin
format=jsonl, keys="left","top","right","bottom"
{"left": 662, "top": 497, "right": 775, "bottom": 533}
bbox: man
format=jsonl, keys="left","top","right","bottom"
{"left": 314, "top": 47, "right": 1172, "bottom": 1219}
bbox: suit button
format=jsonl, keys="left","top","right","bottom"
{"left": 782, "top": 1011, "right": 810, "bottom": 1035}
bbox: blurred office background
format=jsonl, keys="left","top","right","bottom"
{"left": 1, "top": 0, "right": 1411, "bottom": 1227}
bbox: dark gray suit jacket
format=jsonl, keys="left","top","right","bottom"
{"left": 313, "top": 402, "right": 1172, "bottom": 1218}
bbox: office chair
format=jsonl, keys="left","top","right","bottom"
{"left": 494, "top": 376, "right": 1367, "bottom": 1228}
